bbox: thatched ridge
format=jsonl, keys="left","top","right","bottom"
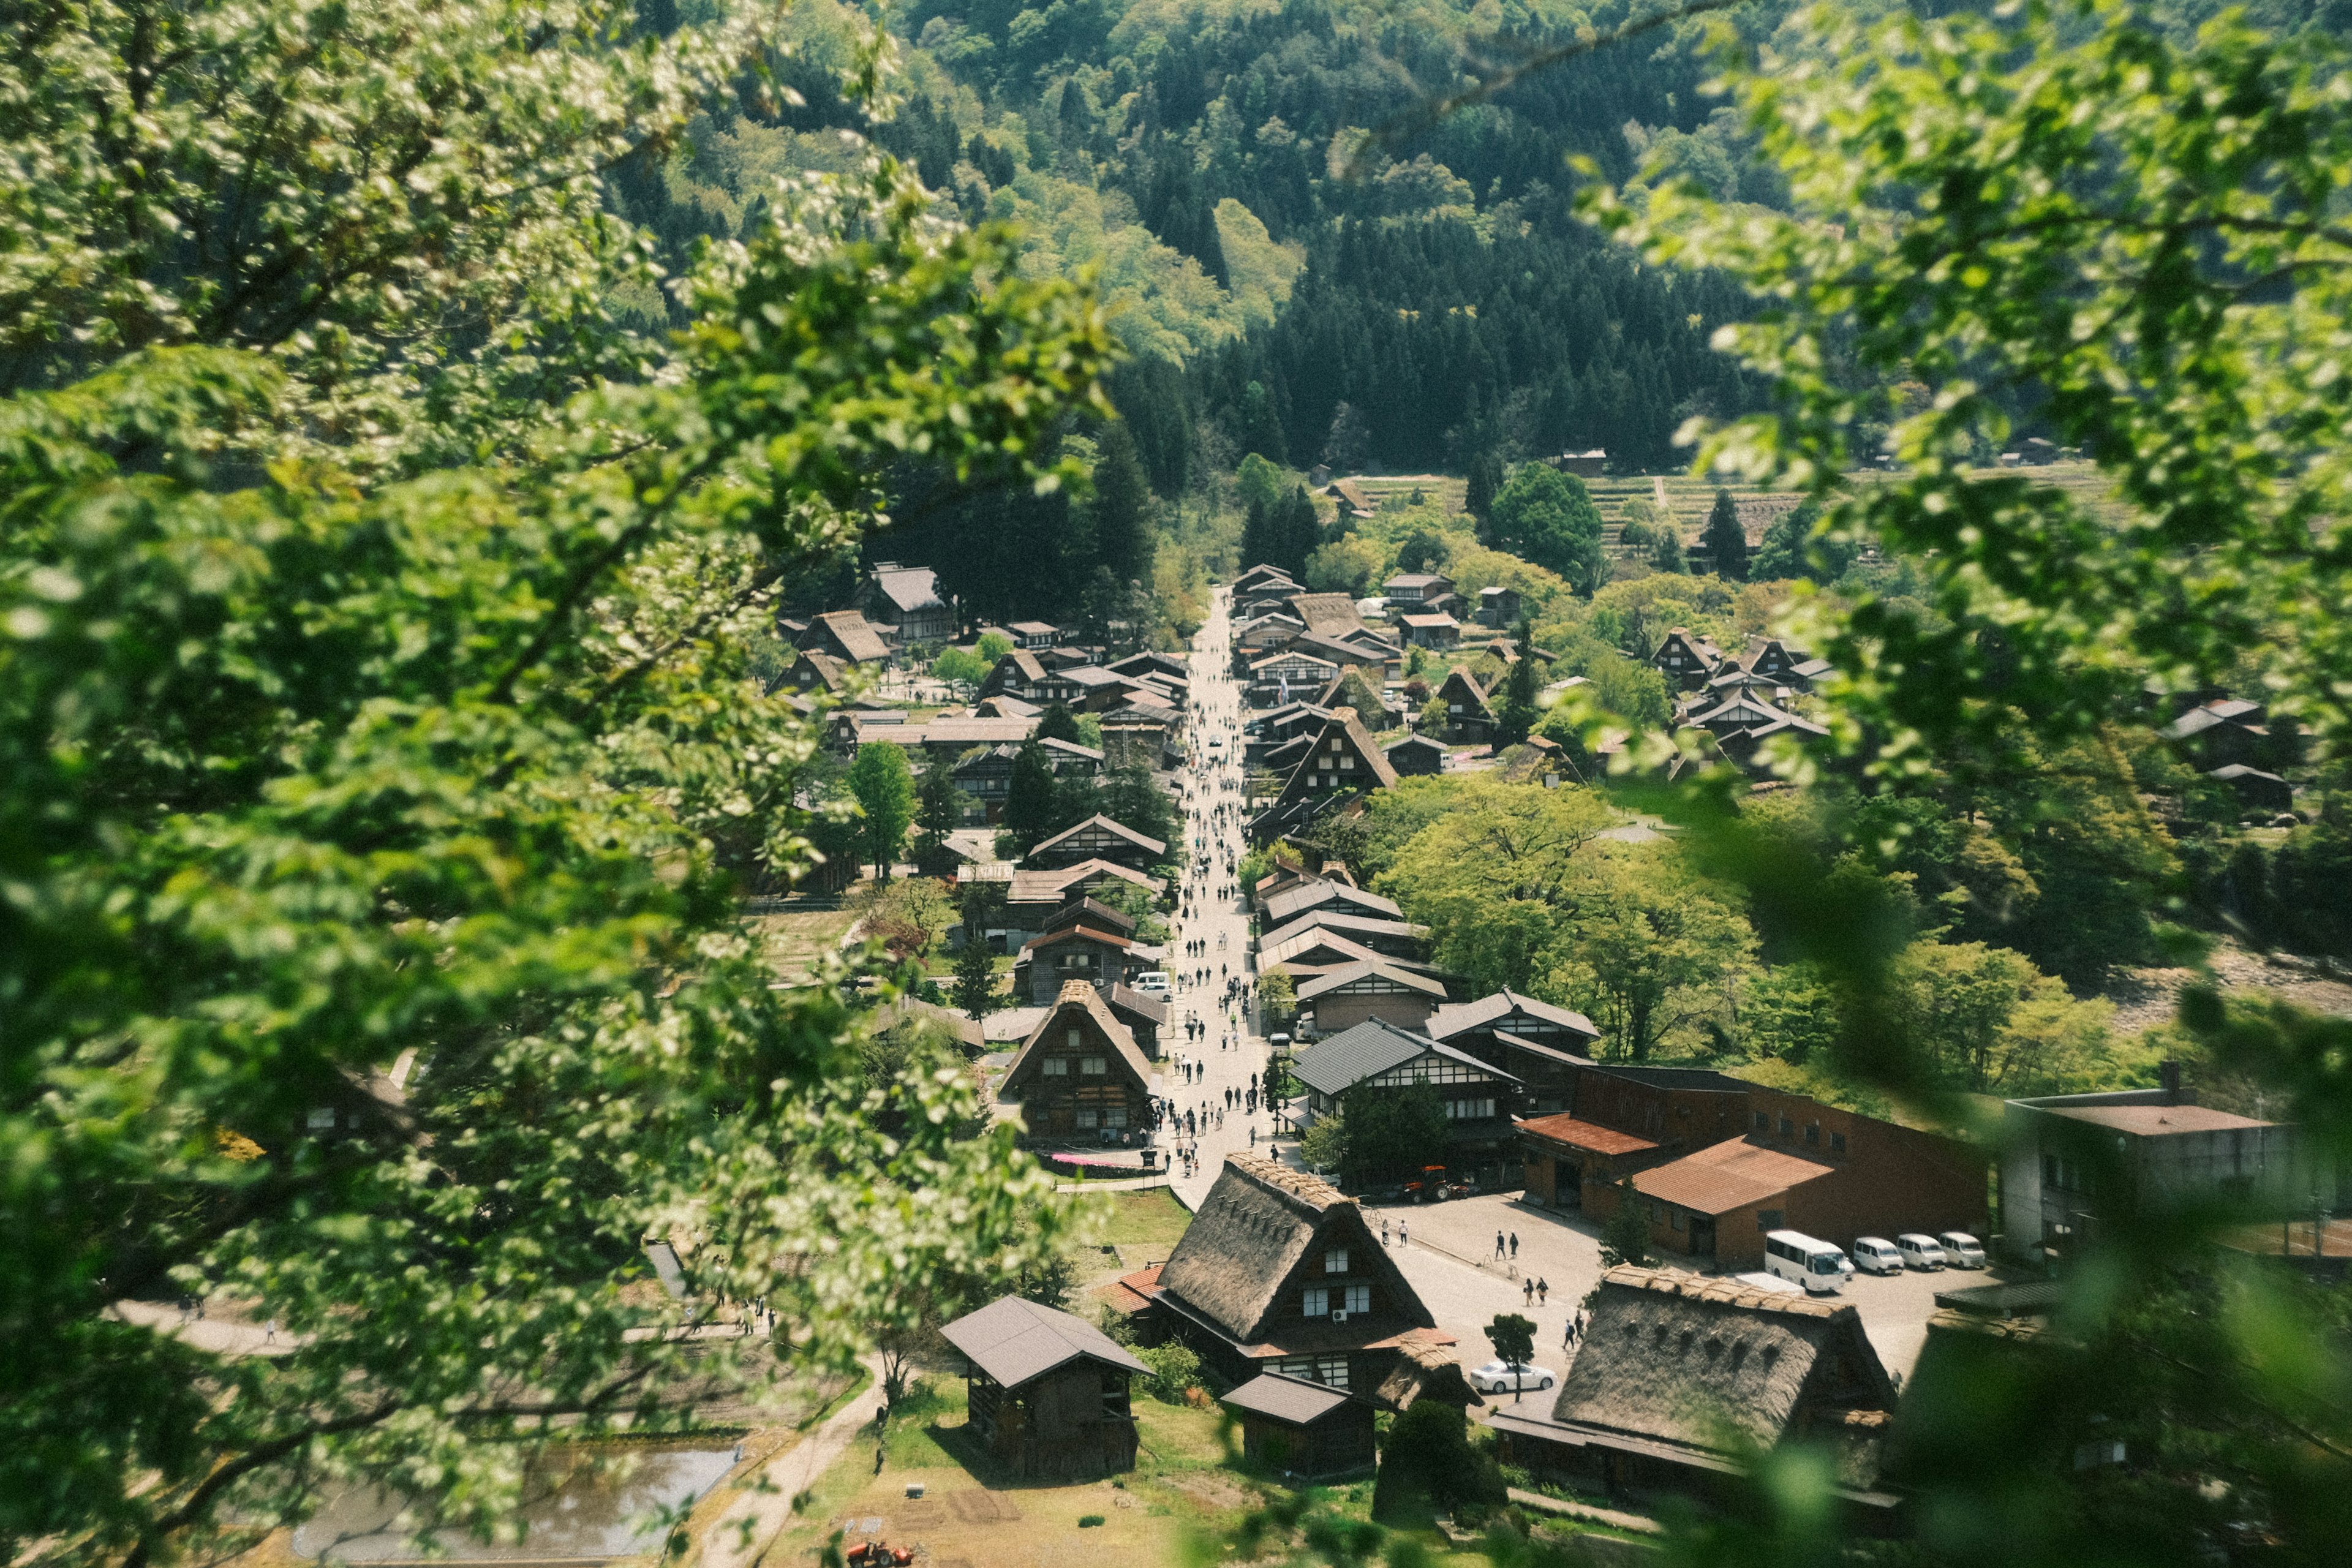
{"left": 1153, "top": 1153, "right": 1432, "bottom": 1346}
{"left": 1551, "top": 1265, "right": 1894, "bottom": 1455}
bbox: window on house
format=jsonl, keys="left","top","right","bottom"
{"left": 1648, "top": 1201, "right": 1662, "bottom": 1222}
{"left": 1671, "top": 1208, "right": 1686, "bottom": 1231}
{"left": 1101, "top": 1368, "right": 1131, "bottom": 1417}
{"left": 1067, "top": 1028, "right": 1082, "bottom": 1049}
{"left": 1317, "top": 1355, "right": 1352, "bottom": 1389}
{"left": 1324, "top": 1248, "right": 1349, "bottom": 1274}
{"left": 1340, "top": 753, "right": 1354, "bottom": 768}
{"left": 1805, "top": 1122, "right": 1820, "bottom": 1145}
{"left": 1447, "top": 1098, "right": 1496, "bottom": 1121}
{"left": 1344, "top": 1284, "right": 1370, "bottom": 1314}
{"left": 1081, "top": 1057, "right": 1107, "bottom": 1076}
{"left": 1779, "top": 1116, "right": 1795, "bottom": 1137}
{"left": 1303, "top": 1286, "right": 1330, "bottom": 1317}
{"left": 1076, "top": 1107, "right": 1098, "bottom": 1129}
{"left": 1042, "top": 1058, "right": 1069, "bottom": 1076}
{"left": 1830, "top": 1131, "right": 1847, "bottom": 1155}
{"left": 307, "top": 1107, "right": 337, "bottom": 1131}
{"left": 1757, "top": 1208, "right": 1784, "bottom": 1231}
{"left": 1754, "top": 1110, "right": 1770, "bottom": 1132}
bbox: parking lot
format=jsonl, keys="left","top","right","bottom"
{"left": 1359, "top": 1188, "right": 1987, "bottom": 1385}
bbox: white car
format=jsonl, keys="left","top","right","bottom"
{"left": 1937, "top": 1231, "right": 1988, "bottom": 1268}
{"left": 1131, "top": 971, "right": 1172, "bottom": 998}
{"left": 1469, "top": 1360, "right": 1557, "bottom": 1394}
{"left": 1895, "top": 1232, "right": 1948, "bottom": 1270}
{"left": 1850, "top": 1237, "right": 1904, "bottom": 1276}
{"left": 1208, "top": 736, "right": 1225, "bottom": 748}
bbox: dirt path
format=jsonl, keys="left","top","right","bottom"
{"left": 701, "top": 1360, "right": 886, "bottom": 1568}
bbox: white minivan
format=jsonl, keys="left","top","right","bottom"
{"left": 1132, "top": 971, "right": 1172, "bottom": 998}
{"left": 1895, "top": 1232, "right": 1948, "bottom": 1270}
{"left": 1937, "top": 1231, "right": 1987, "bottom": 1269}
{"left": 1763, "top": 1229, "right": 1849, "bottom": 1295}
{"left": 1850, "top": 1237, "right": 1904, "bottom": 1276}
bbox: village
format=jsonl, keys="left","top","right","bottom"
{"left": 630, "top": 530, "right": 2343, "bottom": 1568}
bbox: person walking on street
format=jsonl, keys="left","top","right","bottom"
{"left": 1523, "top": 1278, "right": 1534, "bottom": 1306}
{"left": 1537, "top": 1278, "right": 1549, "bottom": 1306}
{"left": 1398, "top": 1221, "right": 1408, "bottom": 1248}
{"left": 1495, "top": 1231, "right": 1506, "bottom": 1259}
{"left": 1382, "top": 1218, "right": 1391, "bottom": 1246}
{"left": 1510, "top": 1232, "right": 1520, "bottom": 1259}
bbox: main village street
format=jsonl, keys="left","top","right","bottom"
{"left": 1162, "top": 584, "right": 1279, "bottom": 1207}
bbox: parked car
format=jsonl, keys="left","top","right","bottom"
{"left": 1896, "top": 1233, "right": 1949, "bottom": 1270}
{"left": 1938, "top": 1231, "right": 1988, "bottom": 1268}
{"left": 1132, "top": 971, "right": 1172, "bottom": 997}
{"left": 1469, "top": 1360, "right": 1559, "bottom": 1394}
{"left": 1850, "top": 1237, "right": 1905, "bottom": 1276}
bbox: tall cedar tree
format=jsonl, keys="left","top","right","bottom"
{"left": 952, "top": 933, "right": 999, "bottom": 1019}
{"left": 1090, "top": 421, "right": 1155, "bottom": 586}
{"left": 1000, "top": 741, "right": 1061, "bottom": 853}
{"left": 1280, "top": 485, "right": 1322, "bottom": 579}
{"left": 1037, "top": 701, "right": 1084, "bottom": 743}
{"left": 1495, "top": 619, "right": 1540, "bottom": 745}
{"left": 1238, "top": 495, "right": 1275, "bottom": 575}
{"left": 848, "top": 742, "right": 918, "bottom": 880}
{"left": 1465, "top": 451, "right": 1504, "bottom": 526}
{"left": 1702, "top": 488, "right": 1747, "bottom": 581}
{"left": 911, "top": 756, "right": 967, "bottom": 876}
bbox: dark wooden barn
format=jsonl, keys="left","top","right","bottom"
{"left": 1221, "top": 1373, "right": 1378, "bottom": 1480}
{"left": 940, "top": 1295, "right": 1150, "bottom": 1480}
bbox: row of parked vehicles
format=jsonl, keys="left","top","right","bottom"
{"left": 1762, "top": 1228, "right": 1988, "bottom": 1295}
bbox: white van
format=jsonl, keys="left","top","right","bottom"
{"left": 1850, "top": 1237, "right": 1904, "bottom": 1276}
{"left": 1937, "top": 1231, "right": 1986, "bottom": 1269}
{"left": 1132, "top": 971, "right": 1172, "bottom": 998}
{"left": 1895, "top": 1233, "right": 1948, "bottom": 1270}
{"left": 1763, "top": 1230, "right": 1849, "bottom": 1295}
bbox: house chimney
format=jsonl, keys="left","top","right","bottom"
{"left": 2159, "top": 1058, "right": 2183, "bottom": 1104}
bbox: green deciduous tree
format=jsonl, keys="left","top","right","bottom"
{"left": 0, "top": 0, "right": 764, "bottom": 466}
{"left": 1378, "top": 782, "right": 1618, "bottom": 992}
{"left": 1486, "top": 464, "right": 1607, "bottom": 595}
{"left": 932, "top": 646, "right": 991, "bottom": 695}
{"left": 0, "top": 127, "right": 1114, "bottom": 1564}
{"left": 848, "top": 743, "right": 918, "bottom": 881}
{"left": 1544, "top": 850, "right": 1757, "bottom": 1062}
{"left": 910, "top": 755, "right": 968, "bottom": 877}
{"left": 952, "top": 932, "right": 1000, "bottom": 1020}
{"left": 1337, "top": 1082, "right": 1453, "bottom": 1186}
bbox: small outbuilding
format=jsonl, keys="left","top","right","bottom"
{"left": 1221, "top": 1373, "right": 1378, "bottom": 1480}
{"left": 941, "top": 1295, "right": 1149, "bottom": 1480}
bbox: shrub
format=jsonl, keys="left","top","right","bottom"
{"left": 1137, "top": 1341, "right": 1202, "bottom": 1403}
{"left": 1373, "top": 1400, "right": 1506, "bottom": 1525}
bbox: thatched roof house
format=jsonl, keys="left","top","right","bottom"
{"left": 1487, "top": 1265, "right": 1898, "bottom": 1514}
{"left": 1147, "top": 1153, "right": 1439, "bottom": 1390}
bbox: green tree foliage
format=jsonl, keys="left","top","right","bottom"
{"left": 1298, "top": 1110, "right": 1346, "bottom": 1174}
{"left": 1378, "top": 781, "right": 1618, "bottom": 992}
{"left": 1586, "top": 5, "right": 2352, "bottom": 1561}
{"left": 976, "top": 629, "right": 1015, "bottom": 663}
{"left": 1371, "top": 1400, "right": 1506, "bottom": 1526}
{"left": 1494, "top": 619, "right": 1541, "bottom": 746}
{"left": 932, "top": 645, "right": 990, "bottom": 695}
{"left": 1237, "top": 452, "right": 1286, "bottom": 514}
{"left": 1038, "top": 701, "right": 1085, "bottom": 744}
{"left": 1256, "top": 968, "right": 1297, "bottom": 1020}
{"left": 1090, "top": 421, "right": 1156, "bottom": 587}
{"left": 1887, "top": 943, "right": 2116, "bottom": 1095}
{"left": 1747, "top": 499, "right": 1855, "bottom": 584}
{"left": 1598, "top": 1185, "right": 1653, "bottom": 1268}
{"left": 1486, "top": 1314, "right": 1538, "bottom": 1399}
{"left": 0, "top": 0, "right": 767, "bottom": 463}
{"left": 1485, "top": 465, "right": 1607, "bottom": 595}
{"left": 1464, "top": 451, "right": 1504, "bottom": 523}
{"left": 1337, "top": 1082, "right": 1452, "bottom": 1185}
{"left": 952, "top": 932, "right": 1000, "bottom": 1020}
{"left": 0, "top": 111, "right": 1114, "bottom": 1560}
{"left": 848, "top": 743, "right": 918, "bottom": 881}
{"left": 1136, "top": 1342, "right": 1202, "bottom": 1403}
{"left": 910, "top": 755, "right": 968, "bottom": 877}
{"left": 999, "top": 741, "right": 1060, "bottom": 854}
{"left": 1701, "top": 487, "right": 1747, "bottom": 581}
{"left": 1545, "top": 850, "right": 1758, "bottom": 1062}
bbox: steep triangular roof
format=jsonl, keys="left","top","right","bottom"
{"left": 1265, "top": 707, "right": 1400, "bottom": 821}
{"left": 1550, "top": 1266, "right": 1894, "bottom": 1457}
{"left": 1028, "top": 813, "right": 1168, "bottom": 862}
{"left": 997, "top": 981, "right": 1155, "bottom": 1099}
{"left": 1156, "top": 1153, "right": 1434, "bottom": 1344}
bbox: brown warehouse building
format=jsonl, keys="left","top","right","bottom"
{"left": 1522, "top": 1072, "right": 1987, "bottom": 1272}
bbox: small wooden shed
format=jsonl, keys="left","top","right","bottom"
{"left": 1221, "top": 1373, "right": 1378, "bottom": 1480}
{"left": 941, "top": 1295, "right": 1148, "bottom": 1480}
